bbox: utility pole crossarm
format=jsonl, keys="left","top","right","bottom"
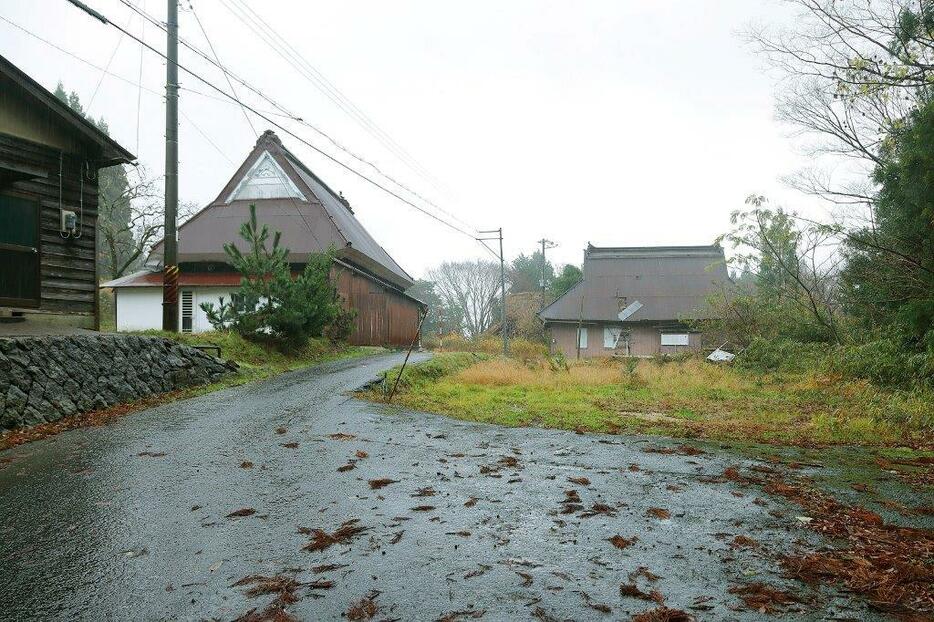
{"left": 478, "top": 228, "right": 508, "bottom": 356}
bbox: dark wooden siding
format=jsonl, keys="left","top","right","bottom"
{"left": 333, "top": 264, "right": 421, "bottom": 347}
{"left": 0, "top": 133, "right": 99, "bottom": 317}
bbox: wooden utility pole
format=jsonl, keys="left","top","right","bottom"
{"left": 479, "top": 228, "right": 508, "bottom": 356}
{"left": 162, "top": 0, "right": 180, "bottom": 332}
{"left": 537, "top": 238, "right": 557, "bottom": 309}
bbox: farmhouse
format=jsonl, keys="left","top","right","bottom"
{"left": 540, "top": 244, "right": 729, "bottom": 358}
{"left": 104, "top": 130, "right": 424, "bottom": 346}
{"left": 0, "top": 54, "right": 135, "bottom": 332}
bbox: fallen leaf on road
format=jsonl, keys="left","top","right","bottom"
{"left": 337, "top": 463, "right": 355, "bottom": 472}
{"left": 355, "top": 450, "right": 368, "bottom": 459}
{"left": 275, "top": 427, "right": 287, "bottom": 435}
{"left": 464, "top": 564, "right": 491, "bottom": 579}
{"left": 629, "top": 567, "right": 661, "bottom": 582}
{"left": 647, "top": 507, "right": 670, "bottom": 519}
{"left": 568, "top": 476, "right": 590, "bottom": 486}
{"left": 346, "top": 590, "right": 380, "bottom": 621}
{"left": 301, "top": 519, "right": 368, "bottom": 552}
{"left": 328, "top": 433, "right": 356, "bottom": 441}
{"left": 411, "top": 505, "right": 436, "bottom": 512}
{"left": 311, "top": 563, "right": 348, "bottom": 574}
{"left": 412, "top": 487, "right": 436, "bottom": 497}
{"left": 226, "top": 508, "right": 256, "bottom": 519}
{"left": 464, "top": 497, "right": 478, "bottom": 508}
{"left": 280, "top": 442, "right": 298, "bottom": 449}
{"left": 608, "top": 535, "right": 637, "bottom": 549}
{"left": 436, "top": 609, "right": 485, "bottom": 621}
{"left": 629, "top": 464, "right": 641, "bottom": 472}
{"left": 728, "top": 582, "right": 800, "bottom": 614}
{"left": 307, "top": 579, "right": 334, "bottom": 590}
{"left": 390, "top": 531, "right": 404, "bottom": 544}
{"left": 446, "top": 530, "right": 471, "bottom": 537}
{"left": 580, "top": 503, "right": 617, "bottom": 518}
{"left": 631, "top": 606, "right": 694, "bottom": 622}
{"left": 620, "top": 583, "right": 664, "bottom": 603}
{"left": 516, "top": 571, "right": 533, "bottom": 587}
{"left": 137, "top": 451, "right": 166, "bottom": 457}
{"left": 730, "top": 535, "right": 759, "bottom": 549}
{"left": 368, "top": 478, "right": 398, "bottom": 489}
{"left": 240, "top": 461, "right": 254, "bottom": 469}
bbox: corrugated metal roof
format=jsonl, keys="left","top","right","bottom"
{"left": 102, "top": 270, "right": 250, "bottom": 288}
{"left": 148, "top": 131, "right": 413, "bottom": 289}
{"left": 540, "top": 244, "right": 729, "bottom": 323}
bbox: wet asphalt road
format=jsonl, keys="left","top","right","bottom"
{"left": 0, "top": 352, "right": 886, "bottom": 621}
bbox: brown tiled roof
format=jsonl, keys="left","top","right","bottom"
{"left": 540, "top": 245, "right": 729, "bottom": 323}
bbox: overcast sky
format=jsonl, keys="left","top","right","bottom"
{"left": 2, "top": 0, "right": 826, "bottom": 278}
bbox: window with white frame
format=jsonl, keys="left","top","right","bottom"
{"left": 660, "top": 333, "right": 690, "bottom": 346}
{"left": 577, "top": 327, "right": 588, "bottom": 349}
{"left": 604, "top": 327, "right": 622, "bottom": 348}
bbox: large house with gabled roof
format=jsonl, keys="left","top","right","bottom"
{"left": 539, "top": 244, "right": 729, "bottom": 358}
{"left": 104, "top": 130, "right": 424, "bottom": 346}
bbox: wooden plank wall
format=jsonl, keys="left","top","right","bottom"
{"left": 0, "top": 133, "right": 98, "bottom": 317}
{"left": 332, "top": 265, "right": 421, "bottom": 347}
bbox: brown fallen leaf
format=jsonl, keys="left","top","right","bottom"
{"left": 568, "top": 476, "right": 591, "bottom": 485}
{"left": 280, "top": 442, "right": 298, "bottom": 449}
{"left": 728, "top": 582, "right": 800, "bottom": 614}
{"left": 355, "top": 450, "right": 369, "bottom": 459}
{"left": 226, "top": 508, "right": 256, "bottom": 519}
{"left": 730, "top": 535, "right": 759, "bottom": 549}
{"left": 608, "top": 535, "right": 637, "bottom": 549}
{"left": 337, "top": 463, "right": 356, "bottom": 472}
{"left": 328, "top": 433, "right": 356, "bottom": 441}
{"left": 307, "top": 579, "right": 334, "bottom": 590}
{"left": 137, "top": 451, "right": 166, "bottom": 457}
{"left": 629, "top": 567, "right": 661, "bottom": 583}
{"left": 411, "top": 505, "right": 436, "bottom": 512}
{"left": 275, "top": 427, "right": 287, "bottom": 435}
{"left": 412, "top": 487, "right": 436, "bottom": 497}
{"left": 311, "top": 563, "right": 348, "bottom": 573}
{"left": 240, "top": 461, "right": 254, "bottom": 469}
{"left": 620, "top": 583, "right": 664, "bottom": 603}
{"left": 436, "top": 609, "right": 485, "bottom": 621}
{"left": 346, "top": 590, "right": 379, "bottom": 621}
{"left": 464, "top": 497, "right": 479, "bottom": 508}
{"left": 629, "top": 463, "right": 641, "bottom": 472}
{"left": 580, "top": 502, "right": 617, "bottom": 518}
{"left": 301, "top": 519, "right": 368, "bottom": 552}
{"left": 631, "top": 606, "right": 694, "bottom": 622}
{"left": 445, "top": 530, "right": 471, "bottom": 537}
{"left": 389, "top": 530, "right": 404, "bottom": 544}
{"left": 647, "top": 507, "right": 671, "bottom": 519}
{"left": 368, "top": 478, "right": 398, "bottom": 490}
{"left": 516, "top": 571, "right": 533, "bottom": 587}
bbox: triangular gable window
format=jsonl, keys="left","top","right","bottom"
{"left": 225, "top": 150, "right": 307, "bottom": 203}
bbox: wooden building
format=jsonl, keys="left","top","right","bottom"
{"left": 0, "top": 54, "right": 135, "bottom": 331}
{"left": 540, "top": 245, "right": 729, "bottom": 358}
{"left": 104, "top": 130, "right": 425, "bottom": 347}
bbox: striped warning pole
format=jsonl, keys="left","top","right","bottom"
{"left": 162, "top": 264, "right": 179, "bottom": 332}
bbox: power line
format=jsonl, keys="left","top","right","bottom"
{"left": 84, "top": 2, "right": 482, "bottom": 241}
{"left": 115, "top": 0, "right": 478, "bottom": 235}
{"left": 220, "top": 0, "right": 445, "bottom": 193}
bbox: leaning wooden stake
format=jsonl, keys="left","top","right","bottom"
{"left": 388, "top": 312, "right": 426, "bottom": 402}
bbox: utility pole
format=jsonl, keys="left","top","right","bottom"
{"left": 537, "top": 238, "right": 557, "bottom": 309}
{"left": 478, "top": 228, "right": 508, "bottom": 356}
{"left": 162, "top": 0, "right": 180, "bottom": 332}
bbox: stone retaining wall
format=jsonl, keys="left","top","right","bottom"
{"left": 0, "top": 335, "right": 237, "bottom": 430}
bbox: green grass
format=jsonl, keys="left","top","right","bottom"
{"left": 361, "top": 353, "right": 934, "bottom": 449}
{"left": 132, "top": 330, "right": 384, "bottom": 392}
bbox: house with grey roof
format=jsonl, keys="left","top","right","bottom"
{"left": 539, "top": 244, "right": 729, "bottom": 358}
{"left": 104, "top": 130, "right": 424, "bottom": 346}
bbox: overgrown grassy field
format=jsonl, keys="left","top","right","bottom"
{"left": 365, "top": 353, "right": 934, "bottom": 448}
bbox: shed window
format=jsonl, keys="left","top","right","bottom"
{"left": 660, "top": 333, "right": 690, "bottom": 346}
{"left": 604, "top": 327, "right": 622, "bottom": 348}
{"left": 577, "top": 327, "right": 588, "bottom": 349}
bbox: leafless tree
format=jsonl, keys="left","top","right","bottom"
{"left": 745, "top": 0, "right": 932, "bottom": 210}
{"left": 428, "top": 260, "right": 503, "bottom": 339}
{"left": 98, "top": 166, "right": 195, "bottom": 279}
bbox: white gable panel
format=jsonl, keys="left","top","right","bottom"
{"left": 226, "top": 151, "right": 307, "bottom": 203}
